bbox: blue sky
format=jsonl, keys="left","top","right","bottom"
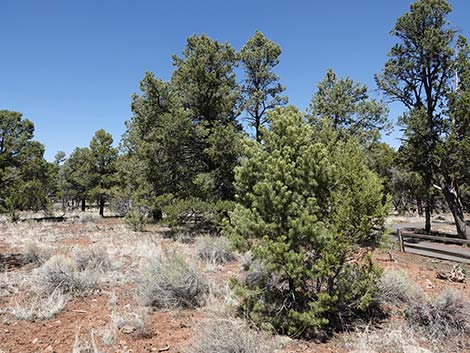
{"left": 1, "top": 1, "right": 470, "bottom": 160}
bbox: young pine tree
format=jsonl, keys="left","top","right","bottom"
{"left": 227, "top": 106, "right": 388, "bottom": 338}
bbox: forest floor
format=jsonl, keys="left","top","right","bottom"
{"left": 0, "top": 213, "right": 469, "bottom": 353}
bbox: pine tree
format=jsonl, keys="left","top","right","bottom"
{"left": 0, "top": 110, "right": 51, "bottom": 220}
{"left": 240, "top": 31, "right": 287, "bottom": 142}
{"left": 310, "top": 69, "right": 389, "bottom": 148}
{"left": 227, "top": 106, "right": 388, "bottom": 337}
{"left": 88, "top": 129, "right": 118, "bottom": 216}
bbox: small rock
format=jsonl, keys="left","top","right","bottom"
{"left": 425, "top": 279, "right": 434, "bottom": 288}
{"left": 32, "top": 338, "right": 39, "bottom": 344}
{"left": 45, "top": 345, "right": 54, "bottom": 352}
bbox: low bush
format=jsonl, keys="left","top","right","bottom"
{"left": 188, "top": 319, "right": 280, "bottom": 353}
{"left": 378, "top": 269, "right": 425, "bottom": 306}
{"left": 138, "top": 253, "right": 209, "bottom": 308}
{"left": 349, "top": 325, "right": 430, "bottom": 353}
{"left": 36, "top": 255, "right": 97, "bottom": 295}
{"left": 8, "top": 291, "right": 68, "bottom": 321}
{"left": 111, "top": 305, "right": 151, "bottom": 338}
{"left": 72, "top": 246, "right": 111, "bottom": 272}
{"left": 125, "top": 207, "right": 147, "bottom": 232}
{"left": 196, "top": 236, "right": 236, "bottom": 264}
{"left": 22, "top": 241, "right": 52, "bottom": 265}
{"left": 408, "top": 288, "right": 470, "bottom": 339}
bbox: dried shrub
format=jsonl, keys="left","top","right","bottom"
{"left": 22, "top": 241, "right": 52, "bottom": 265}
{"left": 138, "top": 253, "right": 209, "bottom": 308}
{"left": 36, "top": 255, "right": 97, "bottom": 295}
{"left": 188, "top": 318, "right": 280, "bottom": 353}
{"left": 73, "top": 246, "right": 111, "bottom": 272}
{"left": 408, "top": 288, "right": 470, "bottom": 339}
{"left": 8, "top": 291, "right": 68, "bottom": 320}
{"left": 72, "top": 329, "right": 101, "bottom": 353}
{"left": 378, "top": 269, "right": 425, "bottom": 306}
{"left": 111, "top": 305, "right": 151, "bottom": 338}
{"left": 196, "top": 236, "right": 236, "bottom": 264}
{"left": 348, "top": 325, "right": 431, "bottom": 353}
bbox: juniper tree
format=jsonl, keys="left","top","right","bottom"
{"left": 227, "top": 106, "right": 388, "bottom": 337}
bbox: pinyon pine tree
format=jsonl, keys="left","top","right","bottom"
{"left": 228, "top": 106, "right": 388, "bottom": 338}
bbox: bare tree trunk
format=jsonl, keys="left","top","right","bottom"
{"left": 440, "top": 177, "right": 469, "bottom": 240}
{"left": 99, "top": 198, "right": 105, "bottom": 217}
{"left": 81, "top": 199, "right": 86, "bottom": 212}
{"left": 416, "top": 197, "right": 423, "bottom": 217}
{"left": 424, "top": 174, "right": 432, "bottom": 233}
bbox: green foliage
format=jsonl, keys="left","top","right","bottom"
{"left": 227, "top": 107, "right": 388, "bottom": 338}
{"left": 0, "top": 110, "right": 51, "bottom": 219}
{"left": 240, "top": 31, "right": 287, "bottom": 141}
{"left": 163, "top": 197, "right": 234, "bottom": 235}
{"left": 309, "top": 69, "right": 390, "bottom": 148}
{"left": 121, "top": 35, "right": 244, "bottom": 225}
{"left": 87, "top": 129, "right": 118, "bottom": 216}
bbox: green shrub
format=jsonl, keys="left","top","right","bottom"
{"left": 125, "top": 207, "right": 147, "bottom": 232}
{"left": 227, "top": 107, "right": 388, "bottom": 338}
{"left": 163, "top": 198, "right": 234, "bottom": 235}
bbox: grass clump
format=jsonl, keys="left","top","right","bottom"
{"left": 348, "top": 325, "right": 431, "bottom": 353}
{"left": 72, "top": 246, "right": 111, "bottom": 272}
{"left": 138, "top": 253, "right": 209, "bottom": 308}
{"left": 22, "top": 241, "right": 52, "bottom": 265}
{"left": 8, "top": 291, "right": 68, "bottom": 321}
{"left": 196, "top": 236, "right": 236, "bottom": 264}
{"left": 111, "top": 305, "right": 151, "bottom": 338}
{"left": 188, "top": 319, "right": 280, "bottom": 353}
{"left": 408, "top": 288, "right": 470, "bottom": 340}
{"left": 36, "top": 255, "right": 97, "bottom": 295}
{"left": 378, "top": 269, "right": 425, "bottom": 306}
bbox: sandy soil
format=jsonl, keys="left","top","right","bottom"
{"left": 0, "top": 215, "right": 469, "bottom": 353}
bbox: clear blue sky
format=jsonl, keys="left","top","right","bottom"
{"left": 1, "top": 1, "right": 470, "bottom": 160}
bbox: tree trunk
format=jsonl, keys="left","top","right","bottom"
{"left": 99, "top": 198, "right": 105, "bottom": 217}
{"left": 416, "top": 197, "right": 423, "bottom": 217}
{"left": 81, "top": 199, "right": 86, "bottom": 212}
{"left": 440, "top": 177, "right": 469, "bottom": 240}
{"left": 255, "top": 117, "right": 261, "bottom": 143}
{"left": 424, "top": 174, "right": 432, "bottom": 234}
{"left": 425, "top": 202, "right": 432, "bottom": 233}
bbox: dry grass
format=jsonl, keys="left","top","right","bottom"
{"left": 35, "top": 255, "right": 98, "bottom": 295}
{"left": 378, "top": 269, "right": 425, "bottom": 306}
{"left": 408, "top": 288, "right": 470, "bottom": 340}
{"left": 196, "top": 236, "right": 236, "bottom": 264}
{"left": 72, "top": 246, "right": 111, "bottom": 272}
{"left": 347, "top": 324, "right": 433, "bottom": 353}
{"left": 22, "top": 240, "right": 52, "bottom": 265}
{"left": 111, "top": 304, "right": 151, "bottom": 338}
{"left": 188, "top": 318, "right": 280, "bottom": 353}
{"left": 138, "top": 252, "right": 209, "bottom": 308}
{"left": 8, "top": 291, "right": 68, "bottom": 321}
